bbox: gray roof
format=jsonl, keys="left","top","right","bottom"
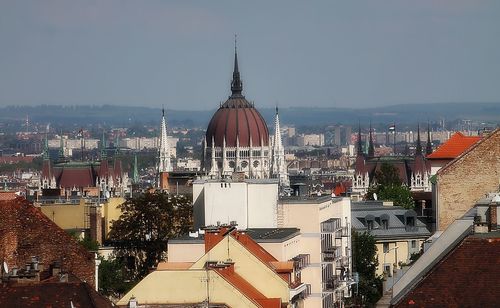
{"left": 169, "top": 227, "right": 300, "bottom": 244}
{"left": 351, "top": 201, "right": 431, "bottom": 240}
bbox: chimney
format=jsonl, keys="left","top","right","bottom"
{"left": 488, "top": 203, "right": 498, "bottom": 232}
{"left": 89, "top": 205, "right": 102, "bottom": 245}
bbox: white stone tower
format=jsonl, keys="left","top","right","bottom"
{"left": 158, "top": 108, "right": 172, "bottom": 173}
{"left": 271, "top": 107, "right": 289, "bottom": 186}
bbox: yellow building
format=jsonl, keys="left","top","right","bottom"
{"left": 117, "top": 226, "right": 309, "bottom": 308}
{"left": 35, "top": 196, "right": 125, "bottom": 243}
{"left": 351, "top": 201, "right": 431, "bottom": 276}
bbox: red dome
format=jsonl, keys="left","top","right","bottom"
{"left": 206, "top": 96, "right": 269, "bottom": 148}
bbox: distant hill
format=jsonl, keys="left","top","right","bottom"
{"left": 0, "top": 102, "right": 498, "bottom": 127}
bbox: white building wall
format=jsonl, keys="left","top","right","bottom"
{"left": 193, "top": 180, "right": 278, "bottom": 230}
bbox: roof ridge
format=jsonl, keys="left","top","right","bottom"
{"left": 437, "top": 128, "right": 498, "bottom": 175}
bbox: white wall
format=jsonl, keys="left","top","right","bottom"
{"left": 193, "top": 180, "right": 278, "bottom": 229}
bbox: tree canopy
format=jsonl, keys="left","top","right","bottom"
{"left": 352, "top": 231, "right": 383, "bottom": 306}
{"left": 108, "top": 191, "right": 192, "bottom": 280}
{"left": 366, "top": 162, "right": 415, "bottom": 209}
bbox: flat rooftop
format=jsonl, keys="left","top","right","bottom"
{"left": 170, "top": 227, "right": 300, "bottom": 244}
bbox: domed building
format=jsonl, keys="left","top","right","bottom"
{"left": 203, "top": 48, "right": 288, "bottom": 184}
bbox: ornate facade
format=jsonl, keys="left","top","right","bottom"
{"left": 352, "top": 124, "right": 432, "bottom": 195}
{"left": 40, "top": 134, "right": 129, "bottom": 197}
{"left": 202, "top": 47, "right": 288, "bottom": 184}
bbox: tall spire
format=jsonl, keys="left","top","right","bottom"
{"left": 58, "top": 133, "right": 65, "bottom": 160}
{"left": 425, "top": 122, "right": 433, "bottom": 156}
{"left": 415, "top": 123, "right": 422, "bottom": 155}
{"left": 43, "top": 133, "right": 50, "bottom": 160}
{"left": 357, "top": 123, "right": 363, "bottom": 156}
{"left": 132, "top": 154, "right": 139, "bottom": 184}
{"left": 230, "top": 35, "right": 243, "bottom": 97}
{"left": 271, "top": 106, "right": 288, "bottom": 187}
{"left": 158, "top": 107, "right": 171, "bottom": 173}
{"left": 368, "top": 121, "right": 375, "bottom": 157}
{"left": 100, "top": 131, "right": 107, "bottom": 159}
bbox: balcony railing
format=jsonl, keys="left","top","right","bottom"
{"left": 292, "top": 254, "right": 310, "bottom": 271}
{"left": 322, "top": 276, "right": 340, "bottom": 291}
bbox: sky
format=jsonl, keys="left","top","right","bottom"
{"left": 0, "top": 0, "right": 499, "bottom": 110}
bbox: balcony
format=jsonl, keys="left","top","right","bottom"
{"left": 335, "top": 256, "right": 349, "bottom": 268}
{"left": 292, "top": 254, "right": 310, "bottom": 272}
{"left": 290, "top": 283, "right": 310, "bottom": 300}
{"left": 321, "top": 218, "right": 342, "bottom": 233}
{"left": 322, "top": 276, "right": 340, "bottom": 292}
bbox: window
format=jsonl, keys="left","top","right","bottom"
{"left": 406, "top": 216, "right": 415, "bottom": 227}
{"left": 384, "top": 264, "right": 391, "bottom": 276}
{"left": 367, "top": 220, "right": 373, "bottom": 231}
{"left": 381, "top": 219, "right": 389, "bottom": 230}
{"left": 383, "top": 243, "right": 389, "bottom": 253}
{"left": 411, "top": 240, "right": 417, "bottom": 249}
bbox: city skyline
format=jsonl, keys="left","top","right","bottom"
{"left": 1, "top": 1, "right": 500, "bottom": 110}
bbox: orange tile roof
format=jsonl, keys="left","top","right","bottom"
{"left": 233, "top": 233, "right": 277, "bottom": 264}
{"left": 269, "top": 261, "right": 294, "bottom": 272}
{"left": 213, "top": 265, "right": 281, "bottom": 308}
{"left": 157, "top": 262, "right": 194, "bottom": 270}
{"left": 0, "top": 192, "right": 18, "bottom": 201}
{"left": 426, "top": 132, "right": 481, "bottom": 160}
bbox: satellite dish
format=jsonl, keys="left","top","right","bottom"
{"left": 3, "top": 261, "right": 8, "bottom": 274}
{"left": 373, "top": 193, "right": 378, "bottom": 201}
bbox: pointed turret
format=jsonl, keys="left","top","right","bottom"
{"left": 425, "top": 122, "right": 433, "bottom": 156}
{"left": 368, "top": 121, "right": 375, "bottom": 157}
{"left": 357, "top": 124, "right": 363, "bottom": 156}
{"left": 415, "top": 124, "right": 422, "bottom": 156}
{"left": 132, "top": 154, "right": 139, "bottom": 184}
{"left": 100, "top": 131, "right": 107, "bottom": 160}
{"left": 271, "top": 106, "right": 288, "bottom": 186}
{"left": 158, "top": 107, "right": 171, "bottom": 173}
{"left": 230, "top": 37, "right": 243, "bottom": 97}
{"left": 59, "top": 133, "right": 64, "bottom": 161}
{"left": 43, "top": 133, "right": 50, "bottom": 160}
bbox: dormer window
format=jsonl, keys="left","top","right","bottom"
{"left": 365, "top": 214, "right": 375, "bottom": 231}
{"left": 404, "top": 210, "right": 417, "bottom": 231}
{"left": 380, "top": 214, "right": 390, "bottom": 230}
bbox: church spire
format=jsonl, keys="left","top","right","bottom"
{"left": 132, "top": 154, "right": 139, "bottom": 184}
{"left": 425, "top": 122, "right": 433, "bottom": 156}
{"left": 357, "top": 123, "right": 363, "bottom": 156}
{"left": 271, "top": 105, "right": 288, "bottom": 187}
{"left": 368, "top": 121, "right": 375, "bottom": 157}
{"left": 158, "top": 107, "right": 171, "bottom": 173}
{"left": 43, "top": 133, "right": 50, "bottom": 160}
{"left": 58, "top": 133, "right": 65, "bottom": 160}
{"left": 415, "top": 123, "right": 422, "bottom": 155}
{"left": 100, "top": 131, "right": 107, "bottom": 159}
{"left": 230, "top": 35, "right": 243, "bottom": 97}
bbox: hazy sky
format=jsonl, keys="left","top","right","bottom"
{"left": 1, "top": 0, "right": 499, "bottom": 110}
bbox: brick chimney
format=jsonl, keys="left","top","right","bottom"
{"left": 488, "top": 203, "right": 497, "bottom": 232}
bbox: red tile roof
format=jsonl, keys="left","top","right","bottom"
{"left": 212, "top": 264, "right": 281, "bottom": 308}
{"left": 0, "top": 278, "right": 113, "bottom": 308}
{"left": 0, "top": 198, "right": 96, "bottom": 288}
{"left": 394, "top": 235, "right": 500, "bottom": 307}
{"left": 426, "top": 132, "right": 481, "bottom": 160}
{"left": 0, "top": 192, "right": 17, "bottom": 201}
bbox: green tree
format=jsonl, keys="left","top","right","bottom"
{"left": 108, "top": 191, "right": 192, "bottom": 280}
{"left": 98, "top": 257, "right": 134, "bottom": 298}
{"left": 352, "top": 231, "right": 383, "bottom": 306}
{"left": 366, "top": 162, "right": 415, "bottom": 209}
